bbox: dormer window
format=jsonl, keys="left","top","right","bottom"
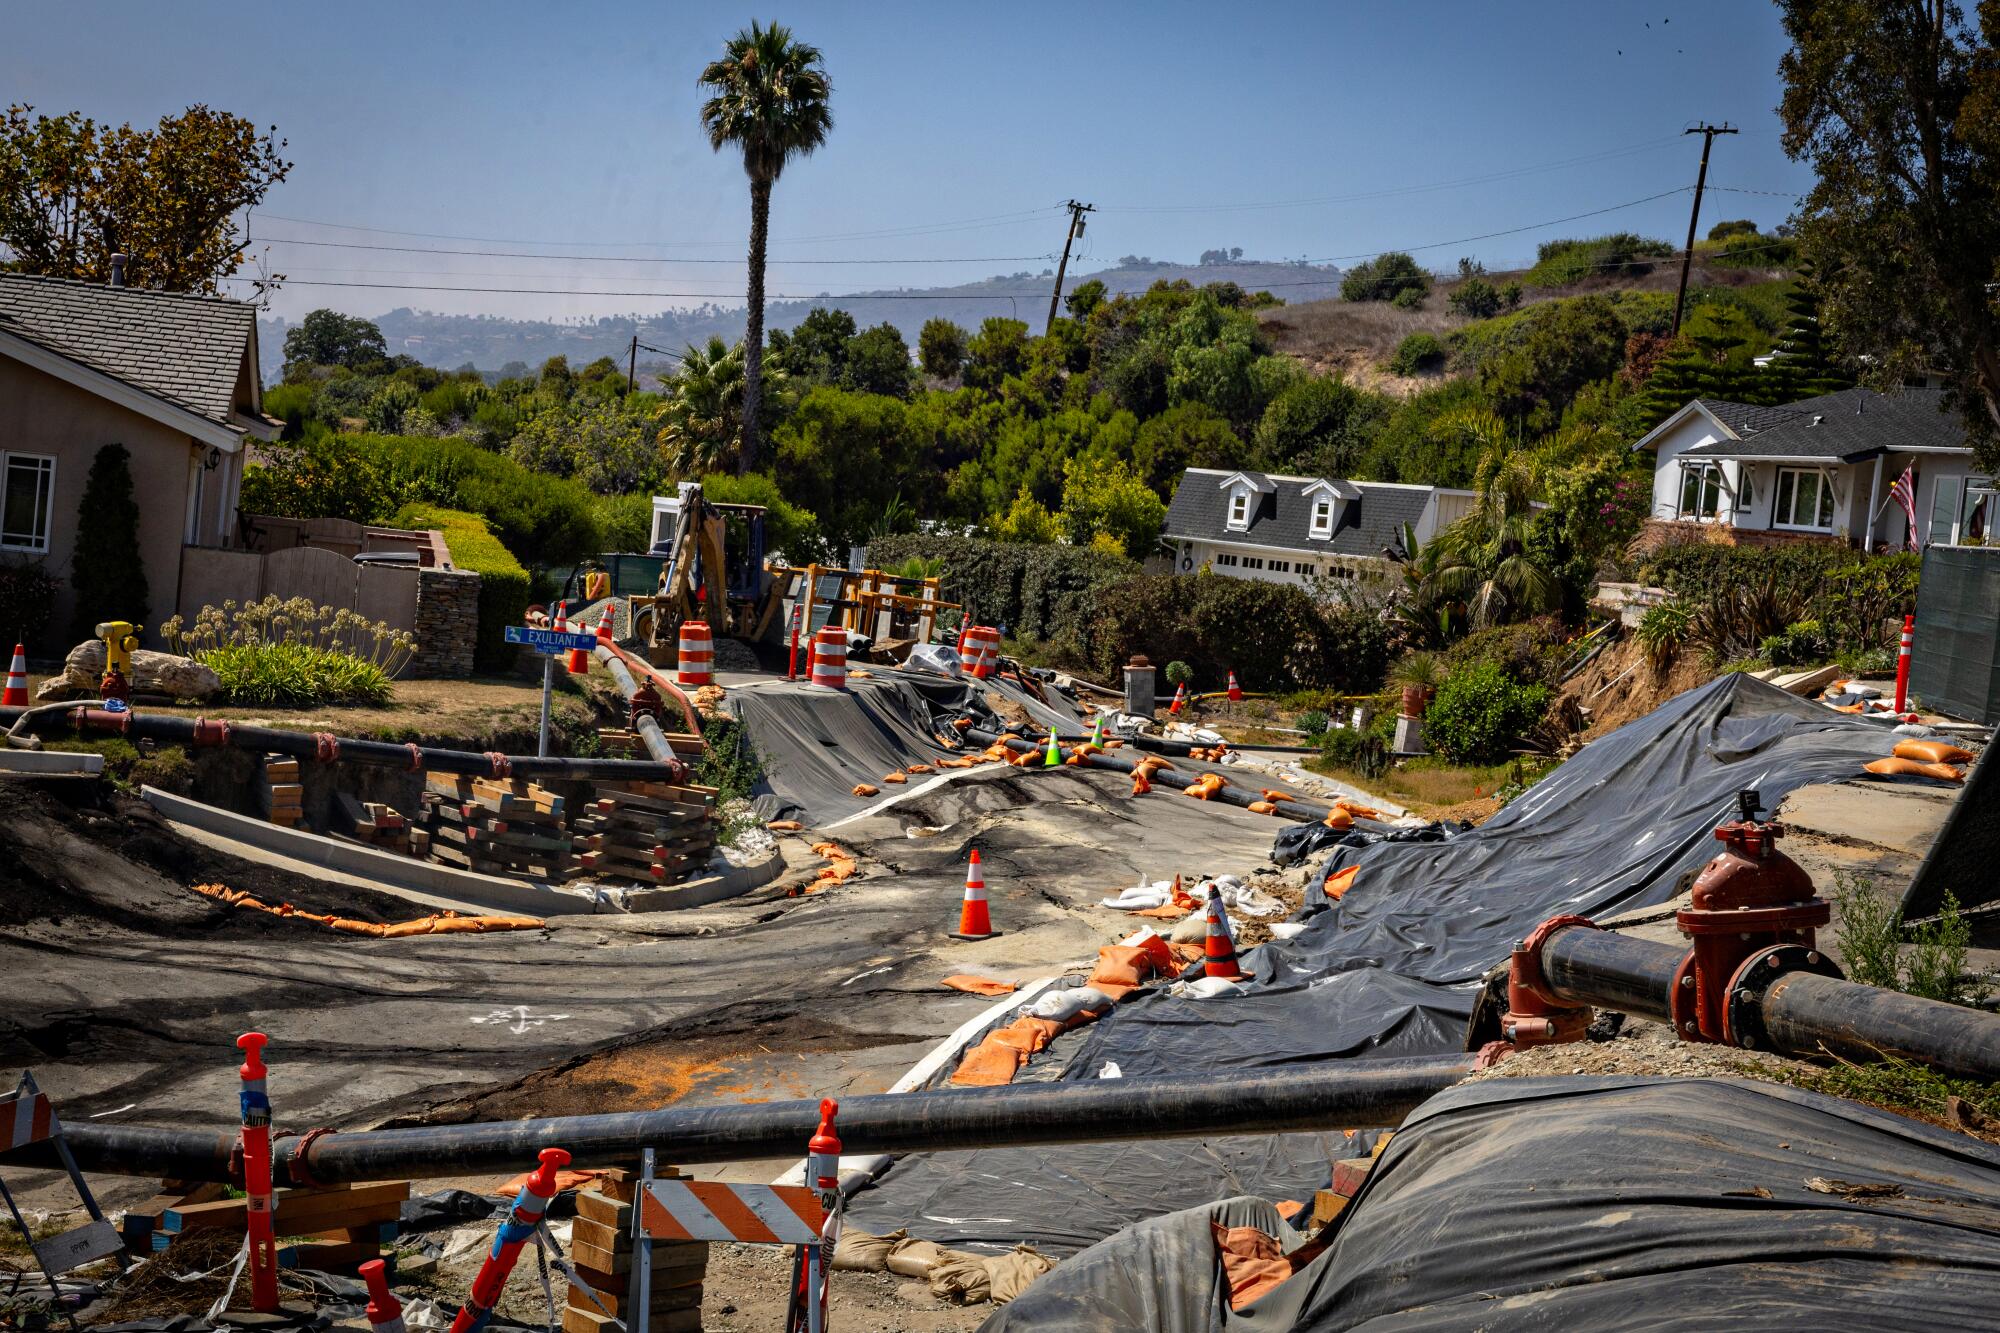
{"left": 1310, "top": 497, "right": 1333, "bottom": 538}
{"left": 1228, "top": 488, "right": 1250, "bottom": 529}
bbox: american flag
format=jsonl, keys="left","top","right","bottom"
{"left": 1889, "top": 465, "right": 1920, "bottom": 551}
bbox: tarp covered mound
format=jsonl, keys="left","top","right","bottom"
{"left": 984, "top": 1077, "right": 2000, "bottom": 1331}
{"left": 850, "top": 676, "right": 1935, "bottom": 1250}
{"left": 729, "top": 671, "right": 1006, "bottom": 825}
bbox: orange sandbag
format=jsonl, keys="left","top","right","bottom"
{"left": 1138, "top": 756, "right": 1175, "bottom": 771}
{"left": 907, "top": 763, "right": 935, "bottom": 775}
{"left": 1260, "top": 789, "right": 1294, "bottom": 803}
{"left": 1131, "top": 770, "right": 1152, "bottom": 795}
{"left": 1894, "top": 738, "right": 1975, "bottom": 764}
{"left": 1248, "top": 800, "right": 1277, "bottom": 814}
{"left": 1325, "top": 865, "right": 1361, "bottom": 901}
{"left": 1332, "top": 799, "right": 1384, "bottom": 822}
{"left": 1090, "top": 944, "right": 1159, "bottom": 988}
{"left": 1103, "top": 738, "right": 1125, "bottom": 750}
{"left": 1212, "top": 1222, "right": 1292, "bottom": 1311}
{"left": 1864, "top": 756, "right": 1965, "bottom": 781}
{"left": 950, "top": 1039, "right": 1026, "bottom": 1088}
{"left": 940, "top": 975, "right": 1017, "bottom": 996}
{"left": 1833, "top": 702, "right": 1867, "bottom": 714}
{"left": 987, "top": 1016, "right": 1064, "bottom": 1056}
{"left": 768, "top": 819, "right": 804, "bottom": 831}
{"left": 1189, "top": 747, "right": 1210, "bottom": 761}
{"left": 1323, "top": 807, "right": 1353, "bottom": 830}
{"left": 952, "top": 717, "right": 973, "bottom": 730}
{"left": 818, "top": 860, "right": 859, "bottom": 882}
{"left": 811, "top": 841, "right": 848, "bottom": 859}
{"left": 882, "top": 771, "right": 908, "bottom": 784}
{"left": 852, "top": 783, "right": 880, "bottom": 797}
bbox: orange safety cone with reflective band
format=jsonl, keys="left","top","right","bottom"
{"left": 565, "top": 604, "right": 593, "bottom": 675}
{"left": 1227, "top": 670, "right": 1243, "bottom": 702}
{"left": 1168, "top": 681, "right": 1187, "bottom": 714}
{"left": 1202, "top": 886, "right": 1242, "bottom": 979}
{"left": 951, "top": 848, "right": 999, "bottom": 940}
{"left": 2, "top": 644, "right": 27, "bottom": 707}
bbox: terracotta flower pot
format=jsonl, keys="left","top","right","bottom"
{"left": 1400, "top": 684, "right": 1432, "bottom": 718}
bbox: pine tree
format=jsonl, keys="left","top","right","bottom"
{"left": 1759, "top": 282, "right": 1853, "bottom": 404}
{"left": 68, "top": 443, "right": 150, "bottom": 646}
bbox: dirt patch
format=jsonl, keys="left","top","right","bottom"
{"left": 703, "top": 1242, "right": 990, "bottom": 1332}
{"left": 1561, "top": 636, "right": 1714, "bottom": 739}
{"left": 1467, "top": 1017, "right": 1810, "bottom": 1084}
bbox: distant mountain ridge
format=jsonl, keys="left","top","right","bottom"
{"left": 255, "top": 256, "right": 1342, "bottom": 381}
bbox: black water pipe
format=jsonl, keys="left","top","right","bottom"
{"left": 10, "top": 1056, "right": 1474, "bottom": 1185}
{"left": 0, "top": 705, "right": 686, "bottom": 784}
{"left": 1537, "top": 923, "right": 2000, "bottom": 1082}
{"left": 967, "top": 726, "right": 1339, "bottom": 826}
{"left": 595, "top": 647, "right": 681, "bottom": 768}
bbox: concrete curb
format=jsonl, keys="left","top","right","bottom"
{"left": 142, "top": 785, "right": 786, "bottom": 918}
{"left": 141, "top": 786, "right": 606, "bottom": 916}
{"left": 0, "top": 749, "right": 105, "bottom": 776}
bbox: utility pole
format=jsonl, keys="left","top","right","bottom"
{"left": 1046, "top": 200, "right": 1095, "bottom": 335}
{"left": 626, "top": 335, "right": 638, "bottom": 396}
{"left": 1670, "top": 122, "right": 1737, "bottom": 336}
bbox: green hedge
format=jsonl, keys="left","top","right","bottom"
{"left": 867, "top": 535, "right": 1136, "bottom": 652}
{"left": 1639, "top": 543, "right": 1920, "bottom": 657}
{"left": 1084, "top": 573, "right": 1390, "bottom": 693}
{"left": 395, "top": 504, "right": 529, "bottom": 671}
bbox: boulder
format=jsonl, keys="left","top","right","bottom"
{"left": 35, "top": 640, "right": 222, "bottom": 701}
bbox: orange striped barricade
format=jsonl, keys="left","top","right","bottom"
{"left": 0, "top": 1073, "right": 127, "bottom": 1305}
{"left": 808, "top": 628, "right": 848, "bottom": 691}
{"left": 676, "top": 620, "right": 714, "bottom": 687}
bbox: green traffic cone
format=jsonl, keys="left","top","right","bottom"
{"left": 1090, "top": 715, "right": 1104, "bottom": 746}
{"left": 1043, "top": 728, "right": 1061, "bottom": 766}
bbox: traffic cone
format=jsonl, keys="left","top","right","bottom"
{"left": 1090, "top": 715, "right": 1104, "bottom": 746}
{"left": 2, "top": 644, "right": 27, "bottom": 707}
{"left": 593, "top": 605, "right": 615, "bottom": 652}
{"left": 565, "top": 602, "right": 591, "bottom": 675}
{"left": 1042, "top": 728, "right": 1061, "bottom": 767}
{"left": 951, "top": 849, "right": 999, "bottom": 940}
{"left": 1168, "top": 681, "right": 1187, "bottom": 714}
{"left": 1202, "top": 887, "right": 1243, "bottom": 980}
{"left": 1227, "top": 670, "right": 1243, "bottom": 703}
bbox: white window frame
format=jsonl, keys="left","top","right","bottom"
{"left": 0, "top": 452, "right": 57, "bottom": 554}
{"left": 1677, "top": 461, "right": 1723, "bottom": 522}
{"left": 1929, "top": 475, "right": 1963, "bottom": 546}
{"left": 1309, "top": 497, "right": 1333, "bottom": 538}
{"left": 1771, "top": 466, "right": 1836, "bottom": 533}
{"left": 1227, "top": 487, "right": 1250, "bottom": 530}
{"left": 1960, "top": 484, "right": 1998, "bottom": 544}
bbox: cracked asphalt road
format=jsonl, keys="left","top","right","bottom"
{"left": 0, "top": 765, "right": 1281, "bottom": 1206}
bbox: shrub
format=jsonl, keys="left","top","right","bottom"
{"left": 1164, "top": 660, "right": 1195, "bottom": 686}
{"left": 1836, "top": 873, "right": 1986, "bottom": 1007}
{"left": 1341, "top": 252, "right": 1431, "bottom": 304}
{"left": 1086, "top": 576, "right": 1391, "bottom": 693}
{"left": 1635, "top": 600, "right": 1692, "bottom": 672}
{"left": 1447, "top": 277, "right": 1502, "bottom": 319}
{"left": 393, "top": 505, "right": 529, "bottom": 670}
{"left": 0, "top": 560, "right": 58, "bottom": 654}
{"left": 1759, "top": 618, "right": 1829, "bottom": 667}
{"left": 70, "top": 444, "right": 150, "bottom": 645}
{"left": 1524, "top": 233, "right": 1673, "bottom": 288}
{"left": 1640, "top": 544, "right": 1918, "bottom": 660}
{"left": 1388, "top": 332, "right": 1446, "bottom": 375}
{"left": 1295, "top": 708, "right": 1330, "bottom": 736}
{"left": 160, "top": 597, "right": 413, "bottom": 707}
{"left": 1442, "top": 617, "right": 1568, "bottom": 688}
{"left": 867, "top": 534, "right": 1135, "bottom": 651}
{"left": 1423, "top": 660, "right": 1549, "bottom": 764}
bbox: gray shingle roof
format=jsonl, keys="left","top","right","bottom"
{"left": 1680, "top": 388, "right": 1966, "bottom": 463}
{"left": 0, "top": 273, "right": 257, "bottom": 427}
{"left": 1164, "top": 468, "right": 1432, "bottom": 559}
{"left": 1694, "top": 398, "right": 1805, "bottom": 437}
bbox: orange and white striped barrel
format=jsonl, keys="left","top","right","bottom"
{"left": 676, "top": 620, "right": 714, "bottom": 686}
{"left": 961, "top": 625, "right": 1000, "bottom": 678}
{"left": 809, "top": 627, "right": 848, "bottom": 690}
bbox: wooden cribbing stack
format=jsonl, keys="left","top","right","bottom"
{"left": 259, "top": 754, "right": 303, "bottom": 828}
{"left": 145, "top": 1179, "right": 409, "bottom": 1273}
{"left": 337, "top": 792, "right": 416, "bottom": 856}
{"left": 593, "top": 728, "right": 705, "bottom": 761}
{"left": 418, "top": 773, "right": 578, "bottom": 882}
{"left": 570, "top": 781, "right": 718, "bottom": 886}
{"left": 564, "top": 1169, "right": 705, "bottom": 1333}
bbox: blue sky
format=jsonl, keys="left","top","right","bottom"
{"left": 5, "top": 1, "right": 1812, "bottom": 322}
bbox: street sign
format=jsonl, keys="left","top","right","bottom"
{"left": 505, "top": 625, "right": 599, "bottom": 654}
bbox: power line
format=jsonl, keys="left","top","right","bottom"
{"left": 1300, "top": 186, "right": 1693, "bottom": 264}
{"left": 252, "top": 234, "right": 1059, "bottom": 265}
{"left": 1099, "top": 135, "right": 1687, "bottom": 215}
{"left": 247, "top": 205, "right": 1065, "bottom": 250}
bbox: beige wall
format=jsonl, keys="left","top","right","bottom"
{"left": 0, "top": 354, "right": 200, "bottom": 647}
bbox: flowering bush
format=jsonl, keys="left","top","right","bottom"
{"left": 160, "top": 597, "right": 415, "bottom": 707}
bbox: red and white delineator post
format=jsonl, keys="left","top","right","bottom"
{"left": 786, "top": 1099, "right": 843, "bottom": 1333}
{"left": 360, "top": 1258, "right": 407, "bottom": 1333}
{"left": 449, "top": 1147, "right": 571, "bottom": 1333}
{"left": 1893, "top": 614, "right": 1915, "bottom": 714}
{"left": 235, "top": 1033, "right": 281, "bottom": 1313}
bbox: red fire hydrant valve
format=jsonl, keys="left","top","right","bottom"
{"left": 1671, "top": 789, "right": 1829, "bottom": 1045}
{"left": 1500, "top": 914, "right": 1597, "bottom": 1049}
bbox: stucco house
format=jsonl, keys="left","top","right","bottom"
{"left": 1162, "top": 467, "right": 1478, "bottom": 588}
{"left": 0, "top": 271, "right": 277, "bottom": 642}
{"left": 1634, "top": 386, "right": 1994, "bottom": 550}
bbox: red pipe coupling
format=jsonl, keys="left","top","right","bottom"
{"left": 190, "top": 717, "right": 231, "bottom": 747}
{"left": 1670, "top": 789, "right": 1828, "bottom": 1045}
{"left": 1500, "top": 914, "right": 1597, "bottom": 1048}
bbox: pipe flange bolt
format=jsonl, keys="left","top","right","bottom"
{"left": 1722, "top": 943, "right": 1844, "bottom": 1051}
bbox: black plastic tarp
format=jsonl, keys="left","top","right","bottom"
{"left": 852, "top": 676, "right": 1952, "bottom": 1252}
{"left": 983, "top": 1076, "right": 2000, "bottom": 1331}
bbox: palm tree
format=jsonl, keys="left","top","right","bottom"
{"left": 697, "top": 22, "right": 833, "bottom": 473}
{"left": 658, "top": 337, "right": 747, "bottom": 477}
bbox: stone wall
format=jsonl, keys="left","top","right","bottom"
{"left": 1631, "top": 519, "right": 1850, "bottom": 557}
{"left": 410, "top": 568, "right": 480, "bottom": 678}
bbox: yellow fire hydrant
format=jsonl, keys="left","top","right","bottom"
{"left": 95, "top": 620, "right": 139, "bottom": 703}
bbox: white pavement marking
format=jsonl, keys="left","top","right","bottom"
{"left": 470, "top": 1005, "right": 572, "bottom": 1034}
{"left": 87, "top": 1104, "right": 136, "bottom": 1118}
{"left": 840, "top": 966, "right": 894, "bottom": 987}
